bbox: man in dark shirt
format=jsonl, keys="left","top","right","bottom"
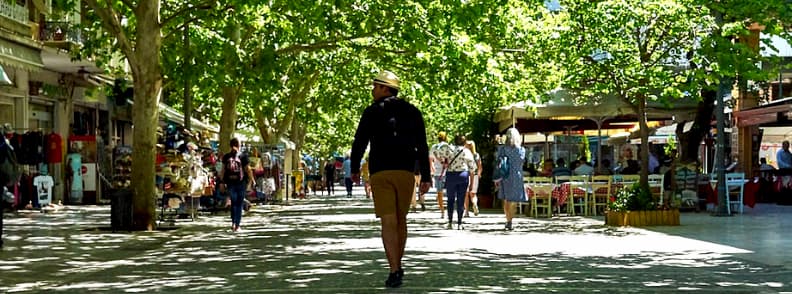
{"left": 351, "top": 70, "right": 431, "bottom": 288}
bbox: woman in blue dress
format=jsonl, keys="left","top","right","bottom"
{"left": 494, "top": 128, "right": 526, "bottom": 230}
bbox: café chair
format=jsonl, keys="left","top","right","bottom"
{"left": 589, "top": 175, "right": 612, "bottom": 216}
{"left": 528, "top": 176, "right": 554, "bottom": 218}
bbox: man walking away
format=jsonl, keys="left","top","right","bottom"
{"left": 351, "top": 70, "right": 431, "bottom": 288}
{"left": 343, "top": 154, "right": 353, "bottom": 197}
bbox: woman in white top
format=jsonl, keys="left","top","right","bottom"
{"left": 464, "top": 140, "right": 482, "bottom": 217}
{"left": 436, "top": 134, "right": 477, "bottom": 229}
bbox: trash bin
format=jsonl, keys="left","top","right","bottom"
{"left": 111, "top": 189, "right": 133, "bottom": 232}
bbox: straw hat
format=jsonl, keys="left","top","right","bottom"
{"left": 373, "top": 70, "right": 400, "bottom": 90}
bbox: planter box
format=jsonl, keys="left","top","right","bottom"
{"left": 605, "top": 209, "right": 680, "bottom": 226}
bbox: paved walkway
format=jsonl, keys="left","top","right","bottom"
{"left": 1, "top": 186, "right": 791, "bottom": 293}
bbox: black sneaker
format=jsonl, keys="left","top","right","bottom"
{"left": 385, "top": 272, "right": 402, "bottom": 288}
{"left": 396, "top": 267, "right": 404, "bottom": 279}
{"left": 420, "top": 203, "right": 426, "bottom": 211}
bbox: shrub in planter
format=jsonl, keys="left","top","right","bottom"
{"left": 606, "top": 183, "right": 679, "bottom": 226}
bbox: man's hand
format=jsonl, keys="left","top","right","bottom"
{"left": 352, "top": 173, "right": 361, "bottom": 184}
{"left": 419, "top": 182, "right": 431, "bottom": 195}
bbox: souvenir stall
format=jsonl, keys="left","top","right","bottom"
{"left": 2, "top": 126, "right": 64, "bottom": 210}
{"left": 154, "top": 124, "right": 212, "bottom": 223}
{"left": 244, "top": 140, "right": 289, "bottom": 204}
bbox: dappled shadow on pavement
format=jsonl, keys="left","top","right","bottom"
{"left": 0, "top": 198, "right": 790, "bottom": 293}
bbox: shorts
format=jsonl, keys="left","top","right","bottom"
{"left": 470, "top": 174, "right": 479, "bottom": 193}
{"left": 370, "top": 170, "right": 416, "bottom": 217}
{"left": 433, "top": 175, "right": 446, "bottom": 190}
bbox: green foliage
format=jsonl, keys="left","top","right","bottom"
{"left": 608, "top": 183, "right": 657, "bottom": 212}
{"left": 665, "top": 135, "right": 677, "bottom": 157}
{"left": 580, "top": 135, "right": 591, "bottom": 162}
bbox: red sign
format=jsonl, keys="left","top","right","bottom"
{"left": 81, "top": 166, "right": 87, "bottom": 175}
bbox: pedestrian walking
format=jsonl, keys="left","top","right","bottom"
{"left": 435, "top": 135, "right": 477, "bottom": 229}
{"left": 464, "top": 140, "right": 482, "bottom": 217}
{"left": 324, "top": 159, "right": 335, "bottom": 196}
{"left": 350, "top": 70, "right": 431, "bottom": 288}
{"left": 494, "top": 128, "right": 526, "bottom": 230}
{"left": 361, "top": 156, "right": 372, "bottom": 199}
{"left": 410, "top": 160, "right": 425, "bottom": 212}
{"left": 430, "top": 132, "right": 449, "bottom": 218}
{"left": 219, "top": 138, "right": 254, "bottom": 232}
{"left": 1, "top": 134, "right": 17, "bottom": 247}
{"left": 343, "top": 154, "right": 353, "bottom": 197}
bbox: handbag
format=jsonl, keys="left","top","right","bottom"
{"left": 440, "top": 148, "right": 465, "bottom": 178}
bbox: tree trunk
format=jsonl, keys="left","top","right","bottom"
{"left": 676, "top": 89, "right": 716, "bottom": 165}
{"left": 183, "top": 22, "right": 192, "bottom": 131}
{"left": 290, "top": 118, "right": 304, "bottom": 173}
{"left": 637, "top": 94, "right": 650, "bottom": 191}
{"left": 218, "top": 86, "right": 239, "bottom": 154}
{"left": 130, "top": 0, "right": 162, "bottom": 231}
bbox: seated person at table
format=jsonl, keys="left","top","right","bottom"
{"left": 574, "top": 157, "right": 594, "bottom": 175}
{"left": 621, "top": 159, "right": 641, "bottom": 175}
{"left": 595, "top": 159, "right": 614, "bottom": 175}
{"left": 540, "top": 161, "right": 554, "bottom": 177}
{"left": 759, "top": 157, "right": 775, "bottom": 171}
{"left": 777, "top": 141, "right": 792, "bottom": 170}
{"left": 552, "top": 158, "right": 572, "bottom": 178}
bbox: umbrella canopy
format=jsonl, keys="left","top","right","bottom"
{"left": 495, "top": 89, "right": 699, "bottom": 132}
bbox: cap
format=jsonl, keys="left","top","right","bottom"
{"left": 373, "top": 70, "right": 400, "bottom": 90}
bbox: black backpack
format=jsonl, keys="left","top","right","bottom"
{"left": 223, "top": 152, "right": 244, "bottom": 184}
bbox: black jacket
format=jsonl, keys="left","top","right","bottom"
{"left": 351, "top": 96, "right": 431, "bottom": 183}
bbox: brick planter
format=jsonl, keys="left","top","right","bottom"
{"left": 605, "top": 209, "right": 680, "bottom": 226}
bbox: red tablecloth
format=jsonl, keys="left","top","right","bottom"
{"left": 699, "top": 181, "right": 758, "bottom": 208}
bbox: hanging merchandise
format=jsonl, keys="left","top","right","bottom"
{"left": 113, "top": 146, "right": 132, "bottom": 189}
{"left": 33, "top": 170, "right": 54, "bottom": 206}
{"left": 66, "top": 151, "right": 83, "bottom": 204}
{"left": 45, "top": 132, "right": 63, "bottom": 163}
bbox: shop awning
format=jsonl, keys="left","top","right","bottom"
{"left": 733, "top": 97, "right": 792, "bottom": 127}
{"left": 0, "top": 39, "right": 44, "bottom": 72}
{"left": 159, "top": 102, "right": 220, "bottom": 133}
{"left": 0, "top": 65, "right": 12, "bottom": 85}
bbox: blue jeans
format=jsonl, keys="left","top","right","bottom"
{"left": 445, "top": 171, "right": 469, "bottom": 224}
{"left": 228, "top": 183, "right": 246, "bottom": 227}
{"left": 344, "top": 178, "right": 353, "bottom": 195}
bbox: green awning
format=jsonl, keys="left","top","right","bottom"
{"left": 0, "top": 39, "right": 44, "bottom": 72}
{"left": 0, "top": 65, "right": 11, "bottom": 85}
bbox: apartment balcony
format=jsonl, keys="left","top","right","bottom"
{"left": 39, "top": 21, "right": 82, "bottom": 50}
{"left": 0, "top": 1, "right": 34, "bottom": 38}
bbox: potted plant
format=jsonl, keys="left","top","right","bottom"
{"left": 605, "top": 183, "right": 679, "bottom": 226}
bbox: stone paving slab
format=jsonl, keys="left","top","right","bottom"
{"left": 1, "top": 189, "right": 791, "bottom": 293}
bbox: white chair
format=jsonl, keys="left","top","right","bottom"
{"left": 725, "top": 172, "right": 745, "bottom": 214}
{"left": 708, "top": 172, "right": 746, "bottom": 214}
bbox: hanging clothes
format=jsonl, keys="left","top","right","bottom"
{"left": 45, "top": 133, "right": 63, "bottom": 164}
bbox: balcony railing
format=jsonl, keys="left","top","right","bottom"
{"left": 39, "top": 21, "right": 83, "bottom": 44}
{"left": 0, "top": 1, "right": 28, "bottom": 24}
